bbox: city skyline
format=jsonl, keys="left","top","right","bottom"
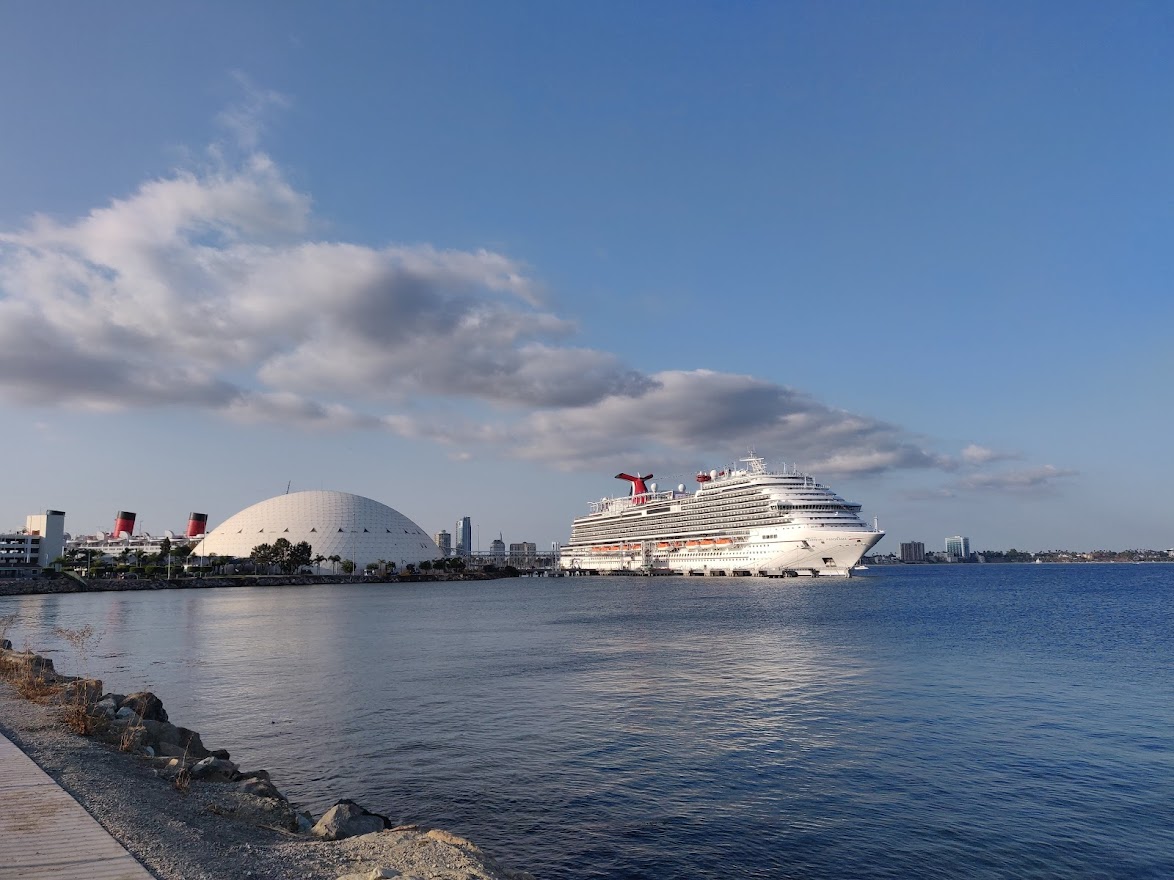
{"left": 2, "top": 4, "right": 1172, "bottom": 552}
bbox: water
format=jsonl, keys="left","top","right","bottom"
{"left": 3, "top": 565, "right": 1173, "bottom": 879}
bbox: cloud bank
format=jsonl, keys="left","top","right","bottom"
{"left": 0, "top": 140, "right": 1071, "bottom": 492}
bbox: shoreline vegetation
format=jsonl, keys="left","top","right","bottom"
{"left": 0, "top": 629, "right": 533, "bottom": 880}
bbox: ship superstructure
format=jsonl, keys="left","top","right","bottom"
{"left": 560, "top": 453, "right": 884, "bottom": 576}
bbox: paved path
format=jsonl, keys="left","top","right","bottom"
{"left": 0, "top": 732, "right": 155, "bottom": 880}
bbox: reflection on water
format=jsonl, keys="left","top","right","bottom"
{"left": 3, "top": 567, "right": 1174, "bottom": 880}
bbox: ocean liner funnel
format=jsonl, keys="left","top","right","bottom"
{"left": 186, "top": 512, "right": 208, "bottom": 538}
{"left": 113, "top": 511, "right": 136, "bottom": 539}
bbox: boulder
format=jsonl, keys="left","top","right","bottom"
{"left": 8, "top": 651, "right": 55, "bottom": 677}
{"left": 115, "top": 706, "right": 138, "bottom": 722}
{"left": 55, "top": 678, "right": 103, "bottom": 706}
{"left": 121, "top": 692, "right": 167, "bottom": 722}
{"left": 137, "top": 719, "right": 208, "bottom": 757}
{"left": 1, "top": 638, "right": 10, "bottom": 650}
{"left": 177, "top": 727, "right": 209, "bottom": 759}
{"left": 211, "top": 748, "right": 231, "bottom": 760}
{"left": 311, "top": 800, "right": 393, "bottom": 840}
{"left": 189, "top": 756, "right": 238, "bottom": 782}
{"left": 214, "top": 789, "right": 303, "bottom": 832}
{"left": 156, "top": 741, "right": 189, "bottom": 759}
{"left": 238, "top": 776, "right": 285, "bottom": 800}
{"left": 99, "top": 692, "right": 127, "bottom": 708}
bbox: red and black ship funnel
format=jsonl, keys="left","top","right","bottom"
{"left": 113, "top": 511, "right": 136, "bottom": 538}
{"left": 186, "top": 512, "right": 208, "bottom": 538}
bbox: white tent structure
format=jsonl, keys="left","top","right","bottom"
{"left": 191, "top": 490, "right": 439, "bottom": 570}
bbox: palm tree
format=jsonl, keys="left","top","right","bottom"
{"left": 328, "top": 554, "right": 341, "bottom": 575}
{"left": 313, "top": 554, "right": 326, "bottom": 574}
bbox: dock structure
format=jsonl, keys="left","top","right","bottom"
{"left": 0, "top": 732, "right": 154, "bottom": 880}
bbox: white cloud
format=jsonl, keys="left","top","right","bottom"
{"left": 959, "top": 443, "right": 1019, "bottom": 466}
{"left": 216, "top": 71, "right": 291, "bottom": 151}
{"left": 0, "top": 136, "right": 1074, "bottom": 491}
{"left": 956, "top": 465, "right": 1079, "bottom": 493}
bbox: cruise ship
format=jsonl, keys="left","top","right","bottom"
{"left": 560, "top": 453, "right": 884, "bottom": 577}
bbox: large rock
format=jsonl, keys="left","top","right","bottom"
{"left": 54, "top": 677, "right": 103, "bottom": 706}
{"left": 238, "top": 775, "right": 285, "bottom": 800}
{"left": 140, "top": 720, "right": 209, "bottom": 758}
{"left": 190, "top": 756, "right": 239, "bottom": 782}
{"left": 311, "top": 800, "right": 393, "bottom": 840}
{"left": 121, "top": 691, "right": 168, "bottom": 722}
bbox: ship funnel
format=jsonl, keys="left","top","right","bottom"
{"left": 114, "top": 511, "right": 136, "bottom": 539}
{"left": 186, "top": 512, "right": 208, "bottom": 538}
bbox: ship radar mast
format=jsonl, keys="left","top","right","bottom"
{"left": 741, "top": 450, "right": 767, "bottom": 475}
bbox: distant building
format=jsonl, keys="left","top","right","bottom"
{"left": 434, "top": 530, "right": 452, "bottom": 558}
{"left": 900, "top": 541, "right": 926, "bottom": 563}
{"left": 945, "top": 535, "right": 971, "bottom": 561}
{"left": 0, "top": 509, "right": 66, "bottom": 577}
{"left": 490, "top": 536, "right": 506, "bottom": 564}
{"left": 509, "top": 542, "right": 537, "bottom": 567}
{"left": 25, "top": 510, "right": 65, "bottom": 567}
{"left": 455, "top": 516, "right": 472, "bottom": 558}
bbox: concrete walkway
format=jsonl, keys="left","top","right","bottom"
{"left": 0, "top": 732, "right": 155, "bottom": 880}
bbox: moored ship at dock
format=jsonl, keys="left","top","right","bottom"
{"left": 560, "top": 453, "right": 884, "bottom": 577}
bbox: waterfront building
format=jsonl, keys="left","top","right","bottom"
{"left": 434, "top": 530, "right": 452, "bottom": 558}
{"left": 509, "top": 542, "right": 537, "bottom": 567}
{"left": 0, "top": 510, "right": 66, "bottom": 577}
{"left": 490, "top": 536, "right": 506, "bottom": 564}
{"left": 455, "top": 516, "right": 472, "bottom": 558}
{"left": 900, "top": 541, "right": 926, "bottom": 563}
{"left": 192, "top": 490, "right": 439, "bottom": 570}
{"left": 25, "top": 510, "right": 66, "bottom": 566}
{"left": 946, "top": 535, "right": 971, "bottom": 561}
{"left": 0, "top": 532, "right": 42, "bottom": 577}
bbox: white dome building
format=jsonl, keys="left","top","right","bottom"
{"left": 191, "top": 490, "right": 439, "bottom": 570}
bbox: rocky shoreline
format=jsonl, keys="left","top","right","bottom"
{"left": 0, "top": 571, "right": 507, "bottom": 597}
{"left": 0, "top": 638, "right": 533, "bottom": 880}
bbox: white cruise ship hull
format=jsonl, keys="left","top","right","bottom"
{"left": 561, "top": 529, "right": 883, "bottom": 577}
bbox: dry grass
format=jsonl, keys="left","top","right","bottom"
{"left": 63, "top": 703, "right": 107, "bottom": 736}
{"left": 13, "top": 673, "right": 61, "bottom": 702}
{"left": 172, "top": 766, "right": 192, "bottom": 793}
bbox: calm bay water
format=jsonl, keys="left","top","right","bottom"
{"left": 3, "top": 565, "right": 1173, "bottom": 879}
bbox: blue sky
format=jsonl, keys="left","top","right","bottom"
{"left": 1, "top": 2, "right": 1171, "bottom": 552}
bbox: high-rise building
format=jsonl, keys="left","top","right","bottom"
{"left": 455, "top": 516, "right": 472, "bottom": 558}
{"left": 509, "top": 542, "right": 537, "bottom": 567}
{"left": 490, "top": 535, "right": 506, "bottom": 563}
{"left": 434, "top": 530, "right": 452, "bottom": 558}
{"left": 945, "top": 535, "right": 970, "bottom": 561}
{"left": 900, "top": 541, "right": 925, "bottom": 563}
